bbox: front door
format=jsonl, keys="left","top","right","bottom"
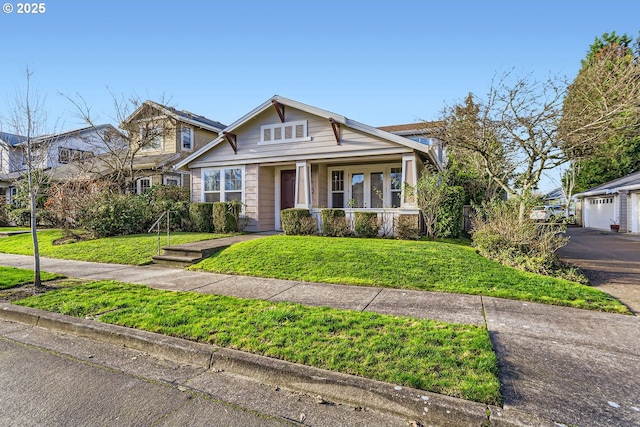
{"left": 281, "top": 170, "right": 296, "bottom": 210}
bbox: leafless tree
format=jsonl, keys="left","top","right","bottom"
{"left": 430, "top": 72, "right": 568, "bottom": 219}
{"left": 1, "top": 68, "right": 58, "bottom": 288}
{"left": 63, "top": 91, "right": 172, "bottom": 192}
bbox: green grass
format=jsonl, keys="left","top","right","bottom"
{"left": 0, "top": 266, "right": 61, "bottom": 290}
{"left": 15, "top": 280, "right": 501, "bottom": 405}
{"left": 0, "top": 227, "right": 29, "bottom": 232}
{"left": 0, "top": 229, "right": 230, "bottom": 265}
{"left": 191, "top": 235, "right": 629, "bottom": 314}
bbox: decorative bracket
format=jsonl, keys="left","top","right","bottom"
{"left": 329, "top": 118, "right": 341, "bottom": 145}
{"left": 223, "top": 131, "right": 237, "bottom": 154}
{"left": 272, "top": 100, "right": 285, "bottom": 123}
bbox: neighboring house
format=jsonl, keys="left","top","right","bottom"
{"left": 121, "top": 100, "right": 226, "bottom": 194}
{"left": 0, "top": 125, "right": 118, "bottom": 204}
{"left": 574, "top": 171, "right": 640, "bottom": 233}
{"left": 175, "top": 95, "right": 444, "bottom": 233}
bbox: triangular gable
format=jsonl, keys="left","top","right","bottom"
{"left": 176, "top": 95, "right": 442, "bottom": 170}
{"left": 124, "top": 100, "right": 225, "bottom": 133}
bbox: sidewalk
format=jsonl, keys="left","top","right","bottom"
{"left": 1, "top": 253, "right": 639, "bottom": 427}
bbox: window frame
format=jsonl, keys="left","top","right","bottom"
{"left": 327, "top": 164, "right": 403, "bottom": 209}
{"left": 140, "top": 125, "right": 164, "bottom": 151}
{"left": 202, "top": 166, "right": 245, "bottom": 203}
{"left": 258, "top": 120, "right": 311, "bottom": 145}
{"left": 137, "top": 177, "right": 152, "bottom": 194}
{"left": 181, "top": 125, "right": 193, "bottom": 151}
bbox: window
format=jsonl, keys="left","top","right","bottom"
{"left": 390, "top": 167, "right": 402, "bottom": 208}
{"left": 58, "top": 147, "right": 92, "bottom": 164}
{"left": 259, "top": 121, "right": 310, "bottom": 145}
{"left": 141, "top": 126, "right": 163, "bottom": 150}
{"left": 164, "top": 175, "right": 180, "bottom": 186}
{"left": 181, "top": 126, "right": 193, "bottom": 151}
{"left": 331, "top": 171, "right": 345, "bottom": 208}
{"left": 137, "top": 177, "right": 152, "bottom": 194}
{"left": 203, "top": 167, "right": 243, "bottom": 203}
{"left": 329, "top": 165, "right": 403, "bottom": 209}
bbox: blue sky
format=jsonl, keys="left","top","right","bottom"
{"left": 1, "top": 0, "right": 639, "bottom": 191}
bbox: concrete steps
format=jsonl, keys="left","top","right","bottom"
{"left": 151, "top": 232, "right": 278, "bottom": 268}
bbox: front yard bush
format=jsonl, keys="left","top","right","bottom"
{"left": 320, "top": 209, "right": 350, "bottom": 237}
{"left": 354, "top": 211, "right": 380, "bottom": 238}
{"left": 436, "top": 185, "right": 465, "bottom": 238}
{"left": 79, "top": 192, "right": 147, "bottom": 238}
{"left": 189, "top": 203, "right": 214, "bottom": 233}
{"left": 142, "top": 185, "right": 191, "bottom": 231}
{"left": 281, "top": 208, "right": 317, "bottom": 235}
{"left": 471, "top": 198, "right": 571, "bottom": 278}
{"left": 213, "top": 201, "right": 243, "bottom": 233}
{"left": 394, "top": 214, "right": 420, "bottom": 240}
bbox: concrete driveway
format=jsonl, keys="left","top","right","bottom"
{"left": 558, "top": 226, "right": 640, "bottom": 314}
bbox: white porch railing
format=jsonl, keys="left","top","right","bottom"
{"left": 309, "top": 208, "right": 420, "bottom": 237}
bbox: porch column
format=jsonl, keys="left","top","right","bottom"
{"left": 401, "top": 153, "right": 418, "bottom": 208}
{"left": 295, "top": 161, "right": 311, "bottom": 208}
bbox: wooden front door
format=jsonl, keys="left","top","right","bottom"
{"left": 280, "top": 170, "right": 296, "bottom": 210}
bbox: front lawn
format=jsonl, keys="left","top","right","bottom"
{"left": 0, "top": 230, "right": 230, "bottom": 265}
{"left": 0, "top": 266, "right": 61, "bottom": 290}
{"left": 15, "top": 279, "right": 501, "bottom": 405}
{"left": 191, "top": 235, "right": 629, "bottom": 314}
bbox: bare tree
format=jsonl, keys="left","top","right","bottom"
{"left": 63, "top": 91, "right": 171, "bottom": 192}
{"left": 2, "top": 68, "right": 57, "bottom": 288}
{"left": 431, "top": 72, "right": 568, "bottom": 219}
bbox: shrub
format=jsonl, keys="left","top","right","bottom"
{"left": 436, "top": 186, "right": 465, "bottom": 238}
{"left": 0, "top": 197, "right": 8, "bottom": 226}
{"left": 281, "top": 208, "right": 317, "bottom": 235}
{"left": 320, "top": 209, "right": 351, "bottom": 237}
{"left": 394, "top": 214, "right": 420, "bottom": 240}
{"left": 142, "top": 185, "right": 191, "bottom": 231}
{"left": 213, "top": 201, "right": 242, "bottom": 233}
{"left": 471, "top": 198, "right": 569, "bottom": 277}
{"left": 354, "top": 211, "right": 380, "bottom": 238}
{"left": 79, "top": 193, "right": 147, "bottom": 238}
{"left": 7, "top": 207, "right": 31, "bottom": 227}
{"left": 189, "top": 203, "right": 214, "bottom": 233}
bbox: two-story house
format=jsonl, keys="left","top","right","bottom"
{"left": 0, "top": 125, "right": 118, "bottom": 204}
{"left": 122, "top": 100, "right": 227, "bottom": 194}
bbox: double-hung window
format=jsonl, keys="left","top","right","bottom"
{"left": 141, "top": 125, "right": 163, "bottom": 151}
{"left": 203, "top": 167, "right": 244, "bottom": 203}
{"left": 181, "top": 126, "right": 193, "bottom": 151}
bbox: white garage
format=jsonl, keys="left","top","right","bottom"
{"left": 584, "top": 195, "right": 616, "bottom": 230}
{"left": 576, "top": 171, "right": 640, "bottom": 233}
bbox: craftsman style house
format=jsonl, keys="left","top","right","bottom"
{"left": 176, "top": 95, "right": 443, "bottom": 233}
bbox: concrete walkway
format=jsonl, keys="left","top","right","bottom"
{"left": 1, "top": 253, "right": 639, "bottom": 427}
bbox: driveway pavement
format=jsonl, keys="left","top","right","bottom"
{"left": 558, "top": 226, "right": 640, "bottom": 314}
{"left": 1, "top": 250, "right": 639, "bottom": 426}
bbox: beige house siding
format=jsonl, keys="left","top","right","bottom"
{"left": 258, "top": 166, "right": 275, "bottom": 231}
{"left": 244, "top": 164, "right": 259, "bottom": 232}
{"left": 190, "top": 167, "right": 202, "bottom": 202}
{"left": 193, "top": 128, "right": 218, "bottom": 151}
{"left": 313, "top": 164, "right": 328, "bottom": 208}
{"left": 190, "top": 108, "right": 412, "bottom": 167}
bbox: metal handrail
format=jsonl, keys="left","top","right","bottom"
{"left": 148, "top": 210, "right": 171, "bottom": 256}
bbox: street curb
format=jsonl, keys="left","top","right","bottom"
{"left": 0, "top": 303, "right": 556, "bottom": 427}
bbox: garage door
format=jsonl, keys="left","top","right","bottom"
{"left": 586, "top": 196, "right": 615, "bottom": 230}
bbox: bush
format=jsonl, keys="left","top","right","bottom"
{"left": 394, "top": 214, "right": 420, "bottom": 240}
{"left": 0, "top": 198, "right": 8, "bottom": 226}
{"left": 79, "top": 193, "right": 147, "bottom": 238}
{"left": 281, "top": 208, "right": 317, "bottom": 235}
{"left": 354, "top": 211, "right": 380, "bottom": 238}
{"left": 189, "top": 203, "right": 214, "bottom": 233}
{"left": 436, "top": 186, "right": 465, "bottom": 238}
{"left": 471, "top": 198, "right": 569, "bottom": 277}
{"left": 7, "top": 207, "right": 31, "bottom": 227}
{"left": 213, "top": 201, "right": 243, "bottom": 233}
{"left": 142, "top": 185, "right": 191, "bottom": 231}
{"left": 320, "top": 209, "right": 351, "bottom": 237}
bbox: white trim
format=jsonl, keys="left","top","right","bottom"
{"left": 327, "top": 163, "right": 402, "bottom": 209}
{"left": 200, "top": 166, "right": 246, "bottom": 204}
{"left": 258, "top": 120, "right": 311, "bottom": 145}
{"left": 175, "top": 95, "right": 443, "bottom": 171}
{"left": 163, "top": 174, "right": 182, "bottom": 186}
{"left": 181, "top": 125, "right": 194, "bottom": 152}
